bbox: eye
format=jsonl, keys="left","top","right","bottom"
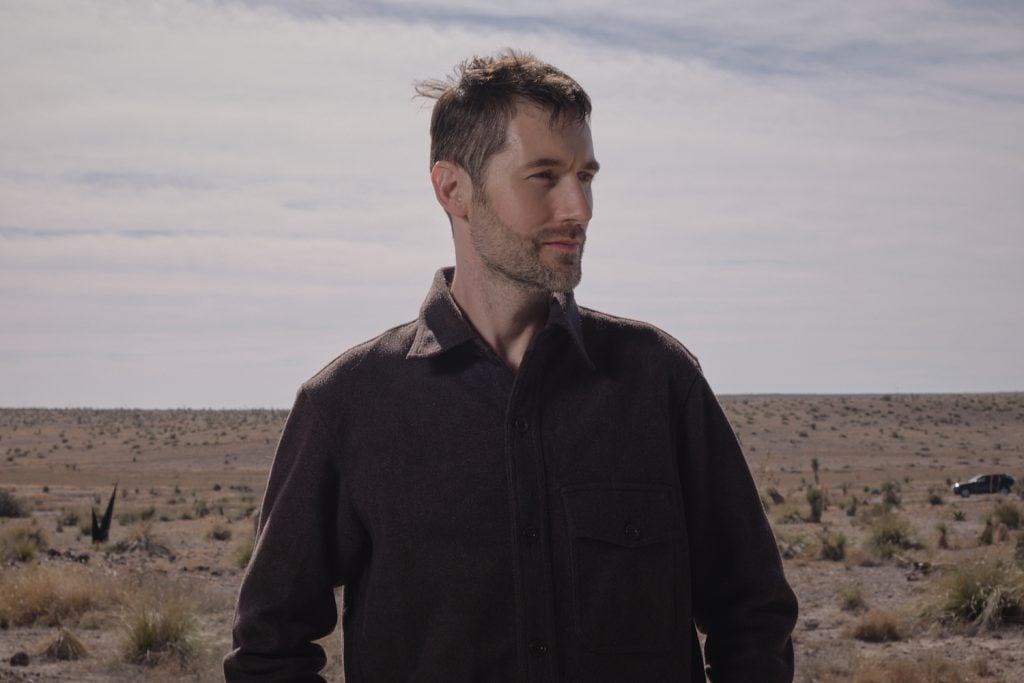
{"left": 578, "top": 172, "right": 595, "bottom": 184}
{"left": 530, "top": 170, "right": 557, "bottom": 182}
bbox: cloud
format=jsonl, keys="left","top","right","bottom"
{"left": 1, "top": 0, "right": 1022, "bottom": 406}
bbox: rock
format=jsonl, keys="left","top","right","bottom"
{"left": 9, "top": 651, "right": 29, "bottom": 666}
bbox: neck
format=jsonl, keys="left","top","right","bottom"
{"left": 450, "top": 261, "right": 550, "bottom": 371}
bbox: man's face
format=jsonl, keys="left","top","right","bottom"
{"left": 466, "top": 103, "right": 598, "bottom": 293}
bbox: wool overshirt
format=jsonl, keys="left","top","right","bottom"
{"left": 224, "top": 267, "right": 797, "bottom": 682}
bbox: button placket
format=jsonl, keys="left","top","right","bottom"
{"left": 506, "top": 345, "right": 557, "bottom": 681}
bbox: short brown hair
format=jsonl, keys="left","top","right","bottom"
{"left": 415, "top": 50, "right": 591, "bottom": 191}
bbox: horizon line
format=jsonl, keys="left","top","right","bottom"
{"left": 2, "top": 389, "right": 1022, "bottom": 412}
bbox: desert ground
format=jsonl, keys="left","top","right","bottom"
{"left": 1, "top": 393, "right": 1023, "bottom": 682}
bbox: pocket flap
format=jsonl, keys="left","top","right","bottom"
{"left": 562, "top": 483, "right": 684, "bottom": 548}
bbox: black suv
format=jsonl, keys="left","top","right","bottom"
{"left": 951, "top": 473, "right": 1015, "bottom": 497}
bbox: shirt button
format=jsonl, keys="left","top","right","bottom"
{"left": 529, "top": 639, "right": 548, "bottom": 656}
{"left": 624, "top": 523, "right": 642, "bottom": 542}
{"left": 513, "top": 417, "right": 529, "bottom": 433}
{"left": 522, "top": 526, "right": 540, "bottom": 545}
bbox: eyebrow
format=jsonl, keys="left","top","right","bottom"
{"left": 523, "top": 157, "right": 601, "bottom": 172}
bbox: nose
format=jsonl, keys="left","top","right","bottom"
{"left": 555, "top": 177, "right": 593, "bottom": 226}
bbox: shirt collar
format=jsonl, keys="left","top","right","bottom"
{"left": 406, "top": 267, "right": 594, "bottom": 370}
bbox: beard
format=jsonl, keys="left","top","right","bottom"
{"left": 468, "top": 195, "right": 585, "bottom": 293}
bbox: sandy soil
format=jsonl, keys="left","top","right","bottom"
{"left": 1, "top": 393, "right": 1022, "bottom": 681}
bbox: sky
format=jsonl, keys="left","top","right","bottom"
{"left": 1, "top": 0, "right": 1022, "bottom": 408}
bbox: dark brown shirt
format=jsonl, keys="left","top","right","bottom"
{"left": 224, "top": 267, "right": 797, "bottom": 682}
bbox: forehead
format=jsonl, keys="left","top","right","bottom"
{"left": 499, "top": 102, "right": 594, "bottom": 163}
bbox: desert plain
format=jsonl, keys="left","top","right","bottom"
{"left": 1, "top": 392, "right": 1023, "bottom": 682}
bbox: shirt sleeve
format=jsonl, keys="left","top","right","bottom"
{"left": 224, "top": 386, "right": 367, "bottom": 681}
{"left": 679, "top": 374, "right": 798, "bottom": 683}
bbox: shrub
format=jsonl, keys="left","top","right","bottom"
{"left": 819, "top": 530, "right": 846, "bottom": 561}
{"left": 806, "top": 486, "right": 825, "bottom": 523}
{"left": 0, "top": 489, "right": 27, "bottom": 518}
{"left": 0, "top": 524, "right": 48, "bottom": 563}
{"left": 936, "top": 523, "right": 949, "bottom": 550}
{"left": 110, "top": 522, "right": 175, "bottom": 560}
{"left": 192, "top": 499, "right": 210, "bottom": 519}
{"left": 880, "top": 480, "right": 901, "bottom": 508}
{"left": 122, "top": 587, "right": 200, "bottom": 666}
{"left": 952, "top": 508, "right": 966, "bottom": 522}
{"left": 930, "top": 558, "right": 1024, "bottom": 631}
{"left": 851, "top": 609, "right": 903, "bottom": 642}
{"left": 838, "top": 584, "right": 866, "bottom": 612}
{"left": 59, "top": 509, "right": 80, "bottom": 527}
{"left": 208, "top": 525, "right": 231, "bottom": 542}
{"left": 866, "top": 512, "right": 917, "bottom": 559}
{"left": 991, "top": 500, "right": 1021, "bottom": 530}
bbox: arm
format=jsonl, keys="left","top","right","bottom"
{"left": 680, "top": 375, "right": 797, "bottom": 682}
{"left": 224, "top": 387, "right": 367, "bottom": 681}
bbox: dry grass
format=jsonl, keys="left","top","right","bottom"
{"left": 928, "top": 558, "right": 1024, "bottom": 631}
{"left": 0, "top": 563, "right": 120, "bottom": 628}
{"left": 121, "top": 580, "right": 202, "bottom": 668}
{"left": 838, "top": 584, "right": 867, "bottom": 613}
{"left": 3, "top": 398, "right": 1024, "bottom": 680}
{"left": 865, "top": 512, "right": 918, "bottom": 560}
{"left": 991, "top": 500, "right": 1021, "bottom": 530}
{"left": 110, "top": 521, "right": 175, "bottom": 560}
{"left": 33, "top": 628, "right": 90, "bottom": 661}
{"left": 831, "top": 653, "right": 991, "bottom": 683}
{"left": 229, "top": 528, "right": 255, "bottom": 570}
{"left": 819, "top": 530, "right": 847, "bottom": 561}
{"left": 0, "top": 523, "right": 48, "bottom": 563}
{"left": 850, "top": 609, "right": 904, "bottom": 642}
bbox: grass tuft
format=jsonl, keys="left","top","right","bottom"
{"left": 819, "top": 530, "right": 846, "bottom": 561}
{"left": 865, "top": 512, "right": 917, "bottom": 560}
{"left": 850, "top": 609, "right": 903, "bottom": 642}
{"left": 122, "top": 584, "right": 201, "bottom": 667}
{"left": 838, "top": 583, "right": 867, "bottom": 613}
{"left": 33, "top": 628, "right": 90, "bottom": 661}
{"left": 0, "top": 524, "right": 48, "bottom": 563}
{"left": 991, "top": 500, "right": 1021, "bottom": 530}
{"left": 929, "top": 558, "right": 1024, "bottom": 631}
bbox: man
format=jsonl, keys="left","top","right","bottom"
{"left": 225, "top": 51, "right": 797, "bottom": 682}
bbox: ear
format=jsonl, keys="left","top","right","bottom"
{"left": 430, "top": 161, "right": 470, "bottom": 220}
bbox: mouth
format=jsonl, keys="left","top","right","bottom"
{"left": 541, "top": 240, "right": 583, "bottom": 252}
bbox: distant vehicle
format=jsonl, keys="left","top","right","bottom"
{"left": 951, "top": 474, "right": 1015, "bottom": 497}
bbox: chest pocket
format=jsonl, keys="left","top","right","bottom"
{"left": 561, "top": 483, "right": 684, "bottom": 654}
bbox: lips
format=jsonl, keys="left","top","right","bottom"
{"left": 542, "top": 240, "right": 582, "bottom": 250}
